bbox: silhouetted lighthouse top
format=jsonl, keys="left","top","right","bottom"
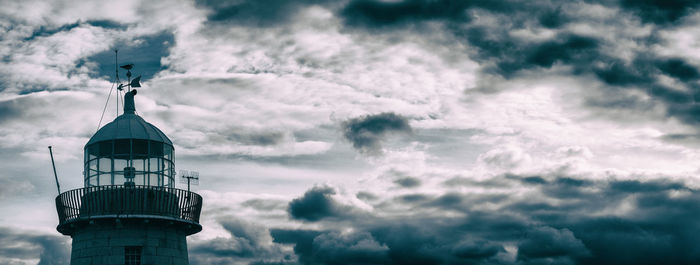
{"left": 55, "top": 60, "right": 201, "bottom": 264}
{"left": 84, "top": 89, "right": 175, "bottom": 187}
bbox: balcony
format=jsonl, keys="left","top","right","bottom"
{"left": 55, "top": 185, "right": 202, "bottom": 235}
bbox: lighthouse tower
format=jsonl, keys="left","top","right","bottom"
{"left": 55, "top": 88, "right": 202, "bottom": 264}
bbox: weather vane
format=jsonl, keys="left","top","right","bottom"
{"left": 96, "top": 49, "right": 143, "bottom": 130}
{"left": 117, "top": 62, "right": 141, "bottom": 92}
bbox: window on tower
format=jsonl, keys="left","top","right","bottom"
{"left": 124, "top": 246, "right": 142, "bottom": 265}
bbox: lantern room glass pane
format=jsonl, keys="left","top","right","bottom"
{"left": 98, "top": 173, "right": 110, "bottom": 186}
{"left": 137, "top": 159, "right": 146, "bottom": 171}
{"left": 85, "top": 140, "right": 174, "bottom": 187}
{"left": 134, "top": 173, "right": 145, "bottom": 185}
{"left": 114, "top": 159, "right": 127, "bottom": 173}
{"left": 114, "top": 172, "right": 126, "bottom": 186}
{"left": 88, "top": 175, "right": 97, "bottom": 186}
{"left": 98, "top": 158, "right": 111, "bottom": 172}
{"left": 151, "top": 157, "right": 160, "bottom": 171}
{"left": 149, "top": 173, "right": 158, "bottom": 186}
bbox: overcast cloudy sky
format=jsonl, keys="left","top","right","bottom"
{"left": 2, "top": 0, "right": 700, "bottom": 264}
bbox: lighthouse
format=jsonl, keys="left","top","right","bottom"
{"left": 54, "top": 79, "right": 202, "bottom": 264}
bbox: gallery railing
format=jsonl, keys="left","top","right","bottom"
{"left": 55, "top": 185, "right": 202, "bottom": 226}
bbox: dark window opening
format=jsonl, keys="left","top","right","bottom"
{"left": 125, "top": 246, "right": 142, "bottom": 265}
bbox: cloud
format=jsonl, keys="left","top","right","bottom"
{"left": 196, "top": 0, "right": 333, "bottom": 27}
{"left": 517, "top": 227, "right": 590, "bottom": 262}
{"left": 255, "top": 173, "right": 700, "bottom": 265}
{"left": 5, "top": 1, "right": 700, "bottom": 265}
{"left": 340, "top": 0, "right": 472, "bottom": 27}
{"left": 478, "top": 145, "right": 531, "bottom": 170}
{"left": 306, "top": 231, "right": 391, "bottom": 264}
{"left": 618, "top": 0, "right": 700, "bottom": 24}
{"left": 329, "top": 0, "right": 700, "bottom": 134}
{"left": 451, "top": 239, "right": 505, "bottom": 260}
{"left": 393, "top": 177, "right": 421, "bottom": 188}
{"left": 339, "top": 0, "right": 699, "bottom": 30}
{"left": 341, "top": 112, "right": 411, "bottom": 155}
{"left": 655, "top": 58, "right": 700, "bottom": 82}
{"left": 227, "top": 131, "right": 286, "bottom": 146}
{"left": 0, "top": 177, "right": 34, "bottom": 199}
{"left": 0, "top": 228, "right": 69, "bottom": 265}
{"left": 288, "top": 186, "right": 351, "bottom": 222}
{"left": 190, "top": 218, "right": 290, "bottom": 264}
{"left": 242, "top": 199, "right": 287, "bottom": 211}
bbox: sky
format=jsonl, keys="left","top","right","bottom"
{"left": 2, "top": 0, "right": 700, "bottom": 264}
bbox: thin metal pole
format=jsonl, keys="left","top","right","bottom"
{"left": 48, "top": 146, "right": 61, "bottom": 194}
{"left": 115, "top": 50, "right": 119, "bottom": 117}
{"left": 115, "top": 49, "right": 119, "bottom": 82}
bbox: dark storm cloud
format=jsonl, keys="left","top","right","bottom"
{"left": 23, "top": 20, "right": 126, "bottom": 42}
{"left": 341, "top": 0, "right": 473, "bottom": 27}
{"left": 524, "top": 35, "right": 599, "bottom": 68}
{"left": 457, "top": 28, "right": 601, "bottom": 77}
{"left": 656, "top": 58, "right": 700, "bottom": 82}
{"left": 591, "top": 57, "right": 658, "bottom": 87}
{"left": 22, "top": 22, "right": 82, "bottom": 42}
{"left": 270, "top": 229, "right": 322, "bottom": 264}
{"left": 452, "top": 239, "right": 504, "bottom": 260}
{"left": 516, "top": 227, "right": 590, "bottom": 261}
{"left": 341, "top": 112, "right": 411, "bottom": 155}
{"left": 340, "top": 0, "right": 699, "bottom": 28}
{"left": 195, "top": 0, "right": 332, "bottom": 27}
{"left": 538, "top": 6, "right": 569, "bottom": 28}
{"left": 0, "top": 228, "right": 69, "bottom": 265}
{"left": 260, "top": 174, "right": 700, "bottom": 265}
{"left": 332, "top": 0, "right": 700, "bottom": 128}
{"left": 618, "top": 0, "right": 700, "bottom": 24}
{"left": 301, "top": 231, "right": 391, "bottom": 264}
{"left": 339, "top": 0, "right": 584, "bottom": 31}
{"left": 288, "top": 186, "right": 352, "bottom": 222}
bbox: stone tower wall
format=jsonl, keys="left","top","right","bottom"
{"left": 70, "top": 220, "right": 189, "bottom": 265}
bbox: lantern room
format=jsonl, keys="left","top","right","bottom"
{"left": 83, "top": 90, "right": 174, "bottom": 187}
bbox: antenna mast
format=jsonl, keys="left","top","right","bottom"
{"left": 179, "top": 170, "right": 200, "bottom": 193}
{"left": 48, "top": 146, "right": 61, "bottom": 194}
{"left": 115, "top": 50, "right": 119, "bottom": 117}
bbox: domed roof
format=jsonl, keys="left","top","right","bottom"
{"left": 85, "top": 90, "right": 172, "bottom": 146}
{"left": 86, "top": 113, "right": 172, "bottom": 146}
